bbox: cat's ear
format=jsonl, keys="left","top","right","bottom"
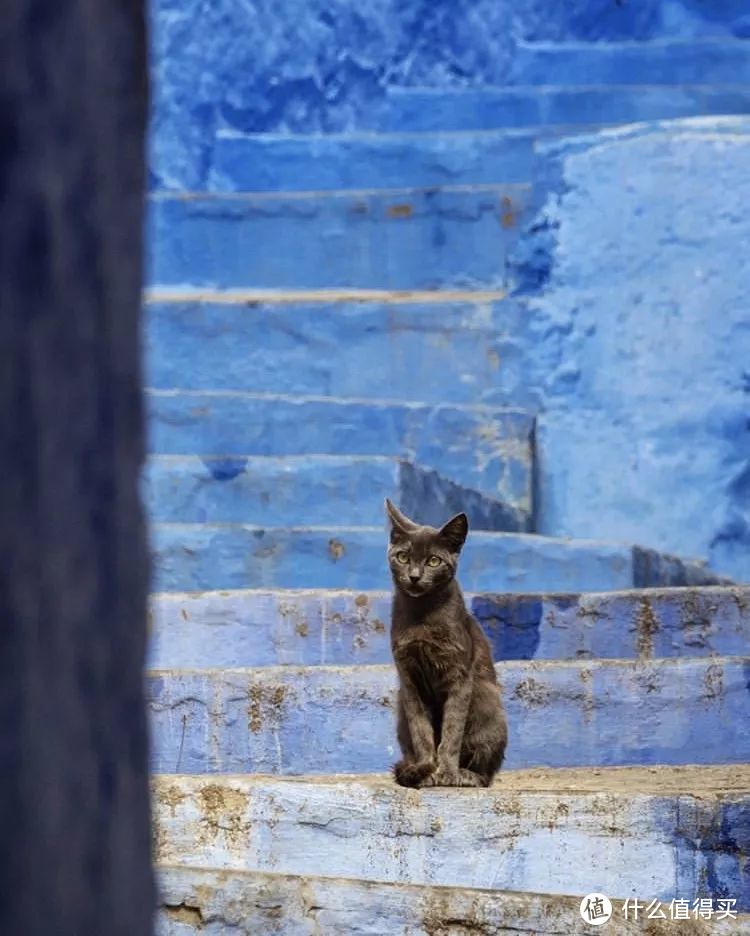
{"left": 385, "top": 498, "right": 419, "bottom": 539}
{"left": 439, "top": 512, "right": 468, "bottom": 552}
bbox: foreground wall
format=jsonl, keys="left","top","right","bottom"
{"left": 524, "top": 117, "right": 750, "bottom": 580}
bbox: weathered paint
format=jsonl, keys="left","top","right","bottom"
{"left": 147, "top": 586, "right": 750, "bottom": 669}
{"left": 148, "top": 186, "right": 529, "bottom": 290}
{"left": 518, "top": 117, "right": 750, "bottom": 581}
{"left": 376, "top": 85, "right": 750, "bottom": 133}
{"left": 155, "top": 865, "right": 747, "bottom": 935}
{"left": 144, "top": 295, "right": 539, "bottom": 406}
{"left": 149, "top": 524, "right": 723, "bottom": 593}
{"left": 146, "top": 657, "right": 750, "bottom": 774}
{"left": 152, "top": 767, "right": 750, "bottom": 908}
{"left": 146, "top": 391, "right": 534, "bottom": 507}
{"left": 142, "top": 456, "right": 529, "bottom": 531}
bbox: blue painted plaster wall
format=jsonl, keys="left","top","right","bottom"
{"left": 150, "top": 0, "right": 750, "bottom": 187}
{"left": 517, "top": 117, "right": 750, "bottom": 581}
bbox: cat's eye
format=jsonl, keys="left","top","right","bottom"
{"left": 427, "top": 555, "right": 442, "bottom": 567}
{"left": 395, "top": 550, "right": 409, "bottom": 564}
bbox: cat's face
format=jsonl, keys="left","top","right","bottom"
{"left": 385, "top": 499, "right": 468, "bottom": 597}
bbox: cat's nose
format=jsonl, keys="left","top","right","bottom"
{"left": 408, "top": 570, "right": 421, "bottom": 583}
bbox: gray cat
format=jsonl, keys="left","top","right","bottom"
{"left": 386, "top": 499, "right": 508, "bottom": 788}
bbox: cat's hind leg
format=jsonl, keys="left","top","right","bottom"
{"left": 460, "top": 679, "right": 508, "bottom": 787}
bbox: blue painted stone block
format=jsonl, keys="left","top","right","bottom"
{"left": 147, "top": 186, "right": 530, "bottom": 290}
{"left": 154, "top": 771, "right": 750, "bottom": 911}
{"left": 376, "top": 85, "right": 750, "bottom": 133}
{"left": 146, "top": 391, "right": 534, "bottom": 508}
{"left": 146, "top": 657, "right": 750, "bottom": 774}
{"left": 143, "top": 455, "right": 529, "bottom": 531}
{"left": 144, "top": 295, "right": 537, "bottom": 407}
{"left": 510, "top": 38, "right": 750, "bottom": 86}
{"left": 150, "top": 523, "right": 721, "bottom": 593}
{"left": 147, "top": 586, "right": 750, "bottom": 669}
{"left": 209, "top": 129, "right": 540, "bottom": 193}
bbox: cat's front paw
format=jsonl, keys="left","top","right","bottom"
{"left": 423, "top": 764, "right": 461, "bottom": 787}
{"left": 393, "top": 758, "right": 436, "bottom": 787}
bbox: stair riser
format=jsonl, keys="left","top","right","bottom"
{"left": 150, "top": 525, "right": 721, "bottom": 592}
{"left": 155, "top": 866, "right": 746, "bottom": 935}
{"left": 377, "top": 86, "right": 750, "bottom": 133}
{"left": 147, "top": 394, "right": 533, "bottom": 508}
{"left": 147, "top": 658, "right": 750, "bottom": 774}
{"left": 148, "top": 187, "right": 529, "bottom": 290}
{"left": 147, "top": 587, "right": 750, "bottom": 668}
{"left": 143, "top": 458, "right": 529, "bottom": 530}
{"left": 210, "top": 131, "right": 538, "bottom": 192}
{"left": 153, "top": 776, "right": 750, "bottom": 908}
{"left": 145, "top": 299, "right": 537, "bottom": 407}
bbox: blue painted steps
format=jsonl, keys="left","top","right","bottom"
{"left": 148, "top": 185, "right": 530, "bottom": 290}
{"left": 147, "top": 391, "right": 534, "bottom": 506}
{"left": 147, "top": 585, "right": 750, "bottom": 669}
{"left": 509, "top": 38, "right": 750, "bottom": 86}
{"left": 150, "top": 524, "right": 724, "bottom": 592}
{"left": 147, "top": 657, "right": 750, "bottom": 774}
{"left": 144, "top": 290, "right": 535, "bottom": 406}
{"left": 153, "top": 769, "right": 750, "bottom": 912}
{"left": 144, "top": 455, "right": 529, "bottom": 531}
{"left": 374, "top": 85, "right": 750, "bottom": 133}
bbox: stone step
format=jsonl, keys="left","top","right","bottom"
{"left": 150, "top": 524, "right": 723, "bottom": 593}
{"left": 147, "top": 657, "right": 750, "bottom": 774}
{"left": 147, "top": 585, "right": 750, "bottom": 669}
{"left": 152, "top": 766, "right": 750, "bottom": 911}
{"left": 147, "top": 185, "right": 529, "bottom": 290}
{"left": 510, "top": 38, "right": 750, "bottom": 86}
{"left": 144, "top": 455, "right": 529, "bottom": 531}
{"left": 208, "top": 127, "right": 557, "bottom": 192}
{"left": 375, "top": 84, "right": 750, "bottom": 133}
{"left": 146, "top": 391, "right": 534, "bottom": 508}
{"left": 155, "top": 865, "right": 747, "bottom": 935}
{"left": 144, "top": 290, "right": 537, "bottom": 407}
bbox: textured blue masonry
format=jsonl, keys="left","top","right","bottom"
{"left": 146, "top": 392, "right": 534, "bottom": 508}
{"left": 150, "top": 524, "right": 721, "bottom": 593}
{"left": 146, "top": 657, "right": 750, "bottom": 774}
{"left": 154, "top": 778, "right": 750, "bottom": 912}
{"left": 147, "top": 586, "right": 750, "bottom": 669}
{"left": 148, "top": 186, "right": 529, "bottom": 290}
{"left": 144, "top": 296, "right": 538, "bottom": 407}
{"left": 375, "top": 85, "right": 750, "bottom": 133}
{"left": 150, "top": 0, "right": 750, "bottom": 188}
{"left": 143, "top": 456, "right": 529, "bottom": 531}
{"left": 516, "top": 118, "right": 750, "bottom": 580}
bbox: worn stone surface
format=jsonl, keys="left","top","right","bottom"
{"left": 144, "top": 294, "right": 536, "bottom": 406}
{"left": 152, "top": 767, "right": 750, "bottom": 908}
{"left": 517, "top": 117, "right": 750, "bottom": 580}
{"left": 146, "top": 392, "right": 533, "bottom": 508}
{"left": 155, "top": 865, "right": 748, "bottom": 935}
{"left": 146, "top": 657, "right": 750, "bottom": 773}
{"left": 144, "top": 455, "right": 529, "bottom": 531}
{"left": 148, "top": 185, "right": 529, "bottom": 290}
{"left": 150, "top": 524, "right": 724, "bottom": 592}
{"left": 0, "top": 0, "right": 153, "bottom": 933}
{"left": 147, "top": 586, "right": 750, "bottom": 668}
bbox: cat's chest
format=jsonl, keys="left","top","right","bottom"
{"left": 393, "top": 625, "right": 466, "bottom": 685}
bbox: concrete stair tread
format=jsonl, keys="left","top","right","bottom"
{"left": 153, "top": 766, "right": 750, "bottom": 908}
{"left": 156, "top": 863, "right": 748, "bottom": 935}
{"left": 146, "top": 656, "right": 750, "bottom": 773}
{"left": 144, "top": 454, "right": 529, "bottom": 531}
{"left": 145, "top": 286, "right": 510, "bottom": 303}
{"left": 147, "top": 585, "right": 750, "bottom": 668}
{"left": 150, "top": 522, "right": 725, "bottom": 592}
{"left": 148, "top": 185, "right": 529, "bottom": 290}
